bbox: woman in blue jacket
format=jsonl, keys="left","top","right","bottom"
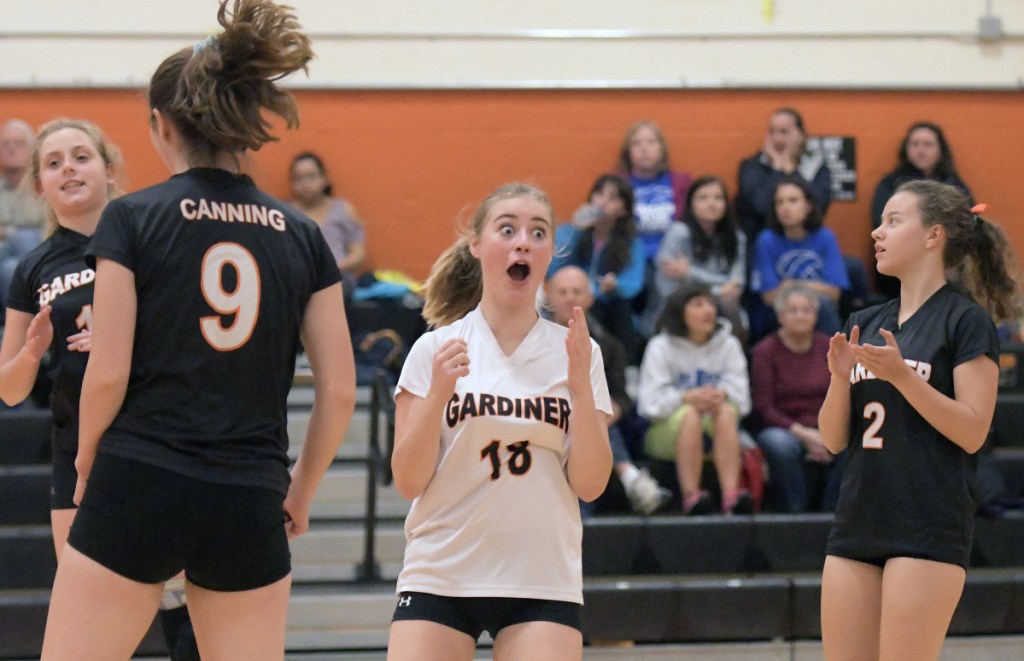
{"left": 550, "top": 174, "right": 645, "bottom": 360}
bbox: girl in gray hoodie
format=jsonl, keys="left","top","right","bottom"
{"left": 638, "top": 284, "right": 752, "bottom": 514}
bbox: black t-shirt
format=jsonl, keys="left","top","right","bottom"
{"left": 827, "top": 284, "right": 998, "bottom": 567}
{"left": 7, "top": 227, "right": 94, "bottom": 450}
{"left": 86, "top": 168, "right": 341, "bottom": 495}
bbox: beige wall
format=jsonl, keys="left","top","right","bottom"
{"left": 2, "top": 1, "right": 1023, "bottom": 88}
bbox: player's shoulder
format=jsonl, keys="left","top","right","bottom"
{"left": 847, "top": 297, "right": 895, "bottom": 329}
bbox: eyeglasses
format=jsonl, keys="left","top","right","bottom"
{"left": 290, "top": 173, "right": 323, "bottom": 183}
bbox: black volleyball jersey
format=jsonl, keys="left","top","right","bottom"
{"left": 86, "top": 168, "right": 341, "bottom": 495}
{"left": 827, "top": 284, "right": 998, "bottom": 567}
{"left": 7, "top": 227, "right": 95, "bottom": 450}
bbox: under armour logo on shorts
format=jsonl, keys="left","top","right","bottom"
{"left": 398, "top": 595, "right": 412, "bottom": 608}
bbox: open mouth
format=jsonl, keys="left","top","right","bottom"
{"left": 507, "top": 262, "right": 530, "bottom": 282}
{"left": 61, "top": 181, "right": 84, "bottom": 190}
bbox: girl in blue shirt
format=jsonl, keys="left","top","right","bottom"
{"left": 749, "top": 175, "right": 848, "bottom": 340}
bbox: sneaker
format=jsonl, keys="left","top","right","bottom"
{"left": 160, "top": 576, "right": 188, "bottom": 610}
{"left": 723, "top": 488, "right": 754, "bottom": 515}
{"left": 625, "top": 469, "right": 671, "bottom": 515}
{"left": 682, "top": 489, "right": 714, "bottom": 516}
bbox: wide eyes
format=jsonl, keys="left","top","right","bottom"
{"left": 498, "top": 223, "right": 547, "bottom": 240}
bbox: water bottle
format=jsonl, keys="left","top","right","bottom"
{"left": 572, "top": 203, "right": 602, "bottom": 228}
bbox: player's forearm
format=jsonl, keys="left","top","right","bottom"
{"left": 0, "top": 350, "right": 42, "bottom": 406}
{"left": 291, "top": 377, "right": 355, "bottom": 504}
{"left": 567, "top": 396, "right": 612, "bottom": 502}
{"left": 391, "top": 393, "right": 447, "bottom": 500}
{"left": 889, "top": 368, "right": 991, "bottom": 454}
{"left": 818, "top": 376, "right": 852, "bottom": 454}
{"left": 77, "top": 367, "right": 129, "bottom": 476}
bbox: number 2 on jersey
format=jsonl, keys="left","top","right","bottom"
{"left": 199, "top": 243, "right": 261, "bottom": 351}
{"left": 481, "top": 440, "right": 532, "bottom": 480}
{"left": 862, "top": 401, "right": 885, "bottom": 450}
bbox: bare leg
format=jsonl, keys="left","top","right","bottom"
{"left": 674, "top": 408, "right": 704, "bottom": 498}
{"left": 41, "top": 545, "right": 163, "bottom": 660}
{"left": 710, "top": 405, "right": 741, "bottom": 495}
{"left": 821, "top": 555, "right": 882, "bottom": 661}
{"left": 50, "top": 508, "right": 77, "bottom": 560}
{"left": 493, "top": 621, "right": 582, "bottom": 661}
{"left": 184, "top": 574, "right": 292, "bottom": 661}
{"left": 387, "top": 620, "right": 476, "bottom": 661}
{"left": 878, "top": 557, "right": 965, "bottom": 661}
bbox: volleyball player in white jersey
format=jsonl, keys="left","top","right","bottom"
{"left": 387, "top": 182, "right": 613, "bottom": 661}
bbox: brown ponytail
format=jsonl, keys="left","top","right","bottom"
{"left": 422, "top": 182, "right": 553, "bottom": 328}
{"left": 148, "top": 0, "right": 312, "bottom": 164}
{"left": 898, "top": 180, "right": 1021, "bottom": 321}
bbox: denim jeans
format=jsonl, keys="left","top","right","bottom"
{"left": 756, "top": 426, "right": 844, "bottom": 513}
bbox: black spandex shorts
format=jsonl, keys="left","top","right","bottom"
{"left": 391, "top": 591, "right": 582, "bottom": 640}
{"left": 51, "top": 443, "right": 78, "bottom": 510}
{"left": 67, "top": 453, "right": 291, "bottom": 591}
{"left": 827, "top": 548, "right": 968, "bottom": 570}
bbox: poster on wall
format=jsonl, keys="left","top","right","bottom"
{"left": 806, "top": 136, "right": 856, "bottom": 202}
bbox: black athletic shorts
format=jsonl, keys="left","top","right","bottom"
{"left": 391, "top": 591, "right": 582, "bottom": 640}
{"left": 68, "top": 453, "right": 291, "bottom": 591}
{"left": 51, "top": 442, "right": 78, "bottom": 510}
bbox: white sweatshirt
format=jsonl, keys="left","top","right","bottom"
{"left": 637, "top": 322, "right": 751, "bottom": 421}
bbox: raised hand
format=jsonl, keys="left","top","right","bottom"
{"left": 565, "top": 306, "right": 593, "bottom": 397}
{"left": 429, "top": 337, "right": 470, "bottom": 400}
{"left": 24, "top": 306, "right": 54, "bottom": 361}
{"left": 853, "top": 328, "right": 909, "bottom": 383}
{"left": 826, "top": 325, "right": 860, "bottom": 379}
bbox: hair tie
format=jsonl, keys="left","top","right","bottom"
{"left": 192, "top": 35, "right": 217, "bottom": 57}
{"left": 970, "top": 202, "right": 989, "bottom": 227}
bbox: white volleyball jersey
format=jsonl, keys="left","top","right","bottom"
{"left": 395, "top": 306, "right": 612, "bottom": 604}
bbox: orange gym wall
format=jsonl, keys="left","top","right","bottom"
{"left": 3, "top": 88, "right": 1022, "bottom": 283}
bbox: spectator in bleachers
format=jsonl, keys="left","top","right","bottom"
{"left": 548, "top": 265, "right": 670, "bottom": 516}
{"left": 616, "top": 120, "right": 693, "bottom": 338}
{"left": 549, "top": 173, "right": 645, "bottom": 360}
{"left": 748, "top": 175, "right": 848, "bottom": 341}
{"left": 870, "top": 122, "right": 973, "bottom": 299}
{"left": 735, "top": 107, "right": 831, "bottom": 244}
{"left": 655, "top": 175, "right": 747, "bottom": 343}
{"left": 638, "top": 283, "right": 753, "bottom": 515}
{"left": 0, "top": 119, "right": 47, "bottom": 310}
{"left": 288, "top": 151, "right": 366, "bottom": 294}
{"left": 751, "top": 283, "right": 841, "bottom": 513}
{"left": 819, "top": 181, "right": 1019, "bottom": 661}
{"left": 617, "top": 120, "right": 692, "bottom": 262}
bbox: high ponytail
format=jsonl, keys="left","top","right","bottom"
{"left": 422, "top": 182, "right": 553, "bottom": 328}
{"left": 898, "top": 180, "right": 1021, "bottom": 322}
{"left": 148, "top": 0, "right": 312, "bottom": 162}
